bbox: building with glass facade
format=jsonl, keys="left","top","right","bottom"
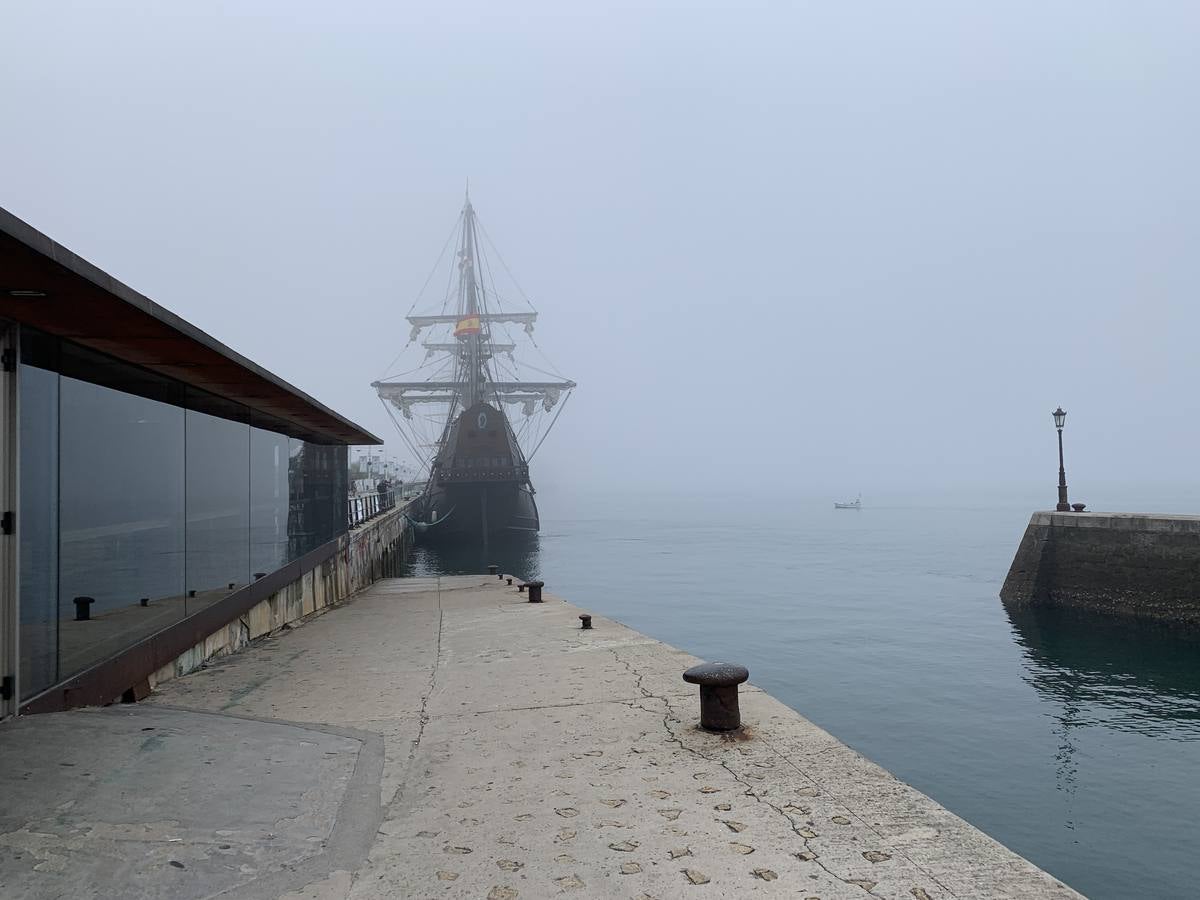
{"left": 0, "top": 207, "right": 380, "bottom": 718}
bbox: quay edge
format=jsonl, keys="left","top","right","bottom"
{"left": 2, "top": 574, "right": 1085, "bottom": 899}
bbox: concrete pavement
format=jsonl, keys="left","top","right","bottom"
{"left": 0, "top": 576, "right": 1083, "bottom": 899}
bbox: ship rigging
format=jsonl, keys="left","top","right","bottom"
{"left": 372, "top": 192, "right": 576, "bottom": 539}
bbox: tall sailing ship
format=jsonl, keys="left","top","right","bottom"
{"left": 372, "top": 193, "right": 575, "bottom": 541}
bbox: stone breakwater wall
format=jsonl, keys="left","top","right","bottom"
{"left": 1001, "top": 511, "right": 1200, "bottom": 625}
{"left": 150, "top": 507, "right": 413, "bottom": 690}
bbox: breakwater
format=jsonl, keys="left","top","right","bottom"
{"left": 1001, "top": 510, "right": 1200, "bottom": 624}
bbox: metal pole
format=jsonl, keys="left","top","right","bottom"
{"left": 1056, "top": 427, "right": 1070, "bottom": 511}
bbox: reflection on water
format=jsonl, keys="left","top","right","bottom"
{"left": 1007, "top": 604, "right": 1200, "bottom": 740}
{"left": 405, "top": 533, "right": 543, "bottom": 583}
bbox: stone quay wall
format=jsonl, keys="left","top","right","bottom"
{"left": 149, "top": 506, "right": 414, "bottom": 690}
{"left": 1001, "top": 510, "right": 1200, "bottom": 625}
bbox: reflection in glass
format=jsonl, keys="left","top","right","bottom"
{"left": 288, "top": 440, "right": 348, "bottom": 559}
{"left": 251, "top": 426, "right": 289, "bottom": 576}
{"left": 185, "top": 405, "right": 249, "bottom": 608}
{"left": 58, "top": 376, "right": 186, "bottom": 681}
{"left": 14, "top": 328, "right": 356, "bottom": 701}
{"left": 18, "top": 363, "right": 59, "bottom": 699}
{"left": 288, "top": 438, "right": 307, "bottom": 558}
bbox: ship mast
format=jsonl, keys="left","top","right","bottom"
{"left": 458, "top": 194, "right": 483, "bottom": 409}
{"left": 373, "top": 194, "right": 576, "bottom": 466}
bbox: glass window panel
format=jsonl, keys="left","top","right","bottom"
{"left": 185, "top": 404, "right": 249, "bottom": 609}
{"left": 287, "top": 441, "right": 348, "bottom": 560}
{"left": 14, "top": 328, "right": 356, "bottom": 701}
{"left": 330, "top": 445, "right": 348, "bottom": 540}
{"left": 58, "top": 376, "right": 186, "bottom": 682}
{"left": 287, "top": 439, "right": 316, "bottom": 559}
{"left": 250, "top": 425, "right": 289, "bottom": 577}
{"left": 18, "top": 363, "right": 59, "bottom": 699}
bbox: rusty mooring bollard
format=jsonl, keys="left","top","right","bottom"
{"left": 682, "top": 661, "right": 749, "bottom": 732}
{"left": 506, "top": 577, "right": 513, "bottom": 585}
{"left": 140, "top": 597, "right": 150, "bottom": 607}
{"left": 526, "top": 580, "right": 545, "bottom": 603}
{"left": 488, "top": 564, "right": 499, "bottom": 576}
{"left": 517, "top": 583, "right": 526, "bottom": 593}
{"left": 579, "top": 614, "right": 592, "bottom": 629}
{"left": 188, "top": 589, "right": 196, "bottom": 598}
{"left": 73, "top": 596, "right": 95, "bottom": 621}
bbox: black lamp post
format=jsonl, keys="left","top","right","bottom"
{"left": 1053, "top": 407, "right": 1070, "bottom": 511}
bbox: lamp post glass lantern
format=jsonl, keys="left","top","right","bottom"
{"left": 1053, "top": 407, "right": 1070, "bottom": 511}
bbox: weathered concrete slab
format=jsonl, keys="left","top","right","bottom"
{"left": 0, "top": 706, "right": 382, "bottom": 900}
{"left": 2, "top": 575, "right": 1083, "bottom": 898}
{"left": 343, "top": 580, "right": 1078, "bottom": 900}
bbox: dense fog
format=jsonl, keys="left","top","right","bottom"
{"left": 3, "top": 1, "right": 1197, "bottom": 498}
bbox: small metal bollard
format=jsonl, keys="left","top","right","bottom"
{"left": 73, "top": 596, "right": 95, "bottom": 621}
{"left": 139, "top": 597, "right": 150, "bottom": 607}
{"left": 488, "top": 564, "right": 499, "bottom": 576}
{"left": 228, "top": 582, "right": 236, "bottom": 590}
{"left": 526, "top": 580, "right": 545, "bottom": 603}
{"left": 682, "top": 661, "right": 750, "bottom": 732}
{"left": 579, "top": 614, "right": 592, "bottom": 629}
{"left": 506, "top": 577, "right": 513, "bottom": 585}
{"left": 188, "top": 589, "right": 196, "bottom": 598}
{"left": 517, "top": 583, "right": 526, "bottom": 593}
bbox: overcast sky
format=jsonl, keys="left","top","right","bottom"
{"left": 3, "top": 1, "right": 1197, "bottom": 498}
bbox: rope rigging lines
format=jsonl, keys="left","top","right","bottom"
{"left": 374, "top": 199, "right": 574, "bottom": 475}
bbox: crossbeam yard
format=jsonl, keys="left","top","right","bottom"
{"left": 406, "top": 312, "right": 537, "bottom": 342}
{"left": 373, "top": 380, "right": 576, "bottom": 394}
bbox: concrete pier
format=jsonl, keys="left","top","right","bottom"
{"left": 0, "top": 576, "right": 1081, "bottom": 898}
{"left": 1002, "top": 510, "right": 1200, "bottom": 625}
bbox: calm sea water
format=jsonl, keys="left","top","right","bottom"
{"left": 407, "top": 487, "right": 1200, "bottom": 900}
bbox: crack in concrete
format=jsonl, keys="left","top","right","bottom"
{"left": 411, "top": 578, "right": 446, "bottom": 762}
{"left": 606, "top": 646, "right": 653, "bottom": 701}
{"left": 385, "top": 578, "right": 446, "bottom": 818}
{"left": 658, "top": 694, "right": 891, "bottom": 898}
{"left": 707, "top": 737, "right": 888, "bottom": 899}
{"left": 610, "top": 646, "right": 931, "bottom": 900}
{"left": 432, "top": 695, "right": 663, "bottom": 718}
{"left": 755, "top": 729, "right": 961, "bottom": 899}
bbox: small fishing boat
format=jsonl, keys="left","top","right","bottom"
{"left": 834, "top": 495, "right": 862, "bottom": 510}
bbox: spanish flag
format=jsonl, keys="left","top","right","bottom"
{"left": 454, "top": 315, "right": 482, "bottom": 337}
